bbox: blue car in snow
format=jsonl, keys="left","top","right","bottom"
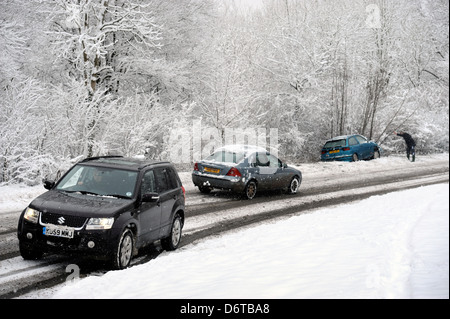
{"left": 321, "top": 134, "right": 381, "bottom": 162}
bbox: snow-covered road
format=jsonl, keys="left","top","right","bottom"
{"left": 0, "top": 153, "right": 448, "bottom": 299}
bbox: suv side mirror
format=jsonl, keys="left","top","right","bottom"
{"left": 142, "top": 192, "right": 160, "bottom": 202}
{"left": 43, "top": 179, "right": 55, "bottom": 190}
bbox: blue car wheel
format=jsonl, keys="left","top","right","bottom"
{"left": 373, "top": 149, "right": 380, "bottom": 159}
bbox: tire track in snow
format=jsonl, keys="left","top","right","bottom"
{"left": 182, "top": 172, "right": 449, "bottom": 246}
{"left": 0, "top": 160, "right": 447, "bottom": 298}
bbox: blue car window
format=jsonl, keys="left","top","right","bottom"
{"left": 349, "top": 137, "right": 358, "bottom": 146}
{"left": 323, "top": 139, "right": 346, "bottom": 148}
{"left": 356, "top": 136, "right": 367, "bottom": 143}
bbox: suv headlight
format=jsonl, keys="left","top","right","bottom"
{"left": 24, "top": 207, "right": 40, "bottom": 224}
{"left": 86, "top": 218, "right": 114, "bottom": 230}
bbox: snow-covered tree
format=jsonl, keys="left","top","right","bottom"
{"left": 0, "top": 0, "right": 448, "bottom": 184}
{"left": 46, "top": 0, "right": 162, "bottom": 95}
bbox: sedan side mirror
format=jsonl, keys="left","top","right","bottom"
{"left": 43, "top": 179, "right": 55, "bottom": 190}
{"left": 142, "top": 192, "right": 160, "bottom": 202}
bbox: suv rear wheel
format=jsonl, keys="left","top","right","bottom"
{"left": 161, "top": 214, "right": 183, "bottom": 251}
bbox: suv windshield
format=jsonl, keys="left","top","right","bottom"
{"left": 56, "top": 165, "right": 138, "bottom": 199}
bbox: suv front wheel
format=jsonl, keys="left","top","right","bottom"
{"left": 161, "top": 214, "right": 183, "bottom": 251}
{"left": 112, "top": 229, "right": 134, "bottom": 270}
{"left": 19, "top": 241, "right": 44, "bottom": 260}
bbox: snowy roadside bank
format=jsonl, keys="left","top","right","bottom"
{"left": 1, "top": 154, "right": 448, "bottom": 299}
{"left": 13, "top": 183, "right": 448, "bottom": 299}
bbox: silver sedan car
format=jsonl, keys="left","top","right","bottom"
{"left": 192, "top": 145, "right": 302, "bottom": 199}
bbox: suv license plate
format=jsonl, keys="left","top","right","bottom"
{"left": 43, "top": 226, "right": 74, "bottom": 239}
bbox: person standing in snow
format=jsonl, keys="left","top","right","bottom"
{"left": 394, "top": 131, "right": 416, "bottom": 162}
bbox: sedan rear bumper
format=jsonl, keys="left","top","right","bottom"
{"left": 192, "top": 172, "right": 246, "bottom": 193}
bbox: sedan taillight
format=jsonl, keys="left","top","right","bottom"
{"left": 226, "top": 167, "right": 242, "bottom": 177}
{"left": 193, "top": 163, "right": 199, "bottom": 171}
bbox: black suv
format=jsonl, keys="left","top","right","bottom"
{"left": 17, "top": 156, "right": 185, "bottom": 269}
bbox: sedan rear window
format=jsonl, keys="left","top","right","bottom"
{"left": 323, "top": 139, "right": 346, "bottom": 149}
{"left": 206, "top": 150, "right": 245, "bottom": 164}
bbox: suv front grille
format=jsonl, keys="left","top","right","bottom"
{"left": 41, "top": 212, "right": 87, "bottom": 228}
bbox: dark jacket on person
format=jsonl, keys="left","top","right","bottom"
{"left": 397, "top": 132, "right": 416, "bottom": 148}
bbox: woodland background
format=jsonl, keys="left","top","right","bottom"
{"left": 1, "top": 0, "right": 448, "bottom": 184}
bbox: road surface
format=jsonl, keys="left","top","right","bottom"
{"left": 0, "top": 155, "right": 448, "bottom": 298}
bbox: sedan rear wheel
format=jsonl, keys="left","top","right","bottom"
{"left": 199, "top": 186, "right": 212, "bottom": 194}
{"left": 244, "top": 181, "right": 257, "bottom": 200}
{"left": 352, "top": 153, "right": 359, "bottom": 162}
{"left": 288, "top": 176, "right": 300, "bottom": 194}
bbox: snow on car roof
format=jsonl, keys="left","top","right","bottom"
{"left": 214, "top": 144, "right": 269, "bottom": 153}
{"left": 327, "top": 135, "right": 351, "bottom": 141}
{"left": 326, "top": 134, "right": 364, "bottom": 141}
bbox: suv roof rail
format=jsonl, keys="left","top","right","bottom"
{"left": 80, "top": 155, "right": 124, "bottom": 163}
{"left": 138, "top": 161, "right": 171, "bottom": 170}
